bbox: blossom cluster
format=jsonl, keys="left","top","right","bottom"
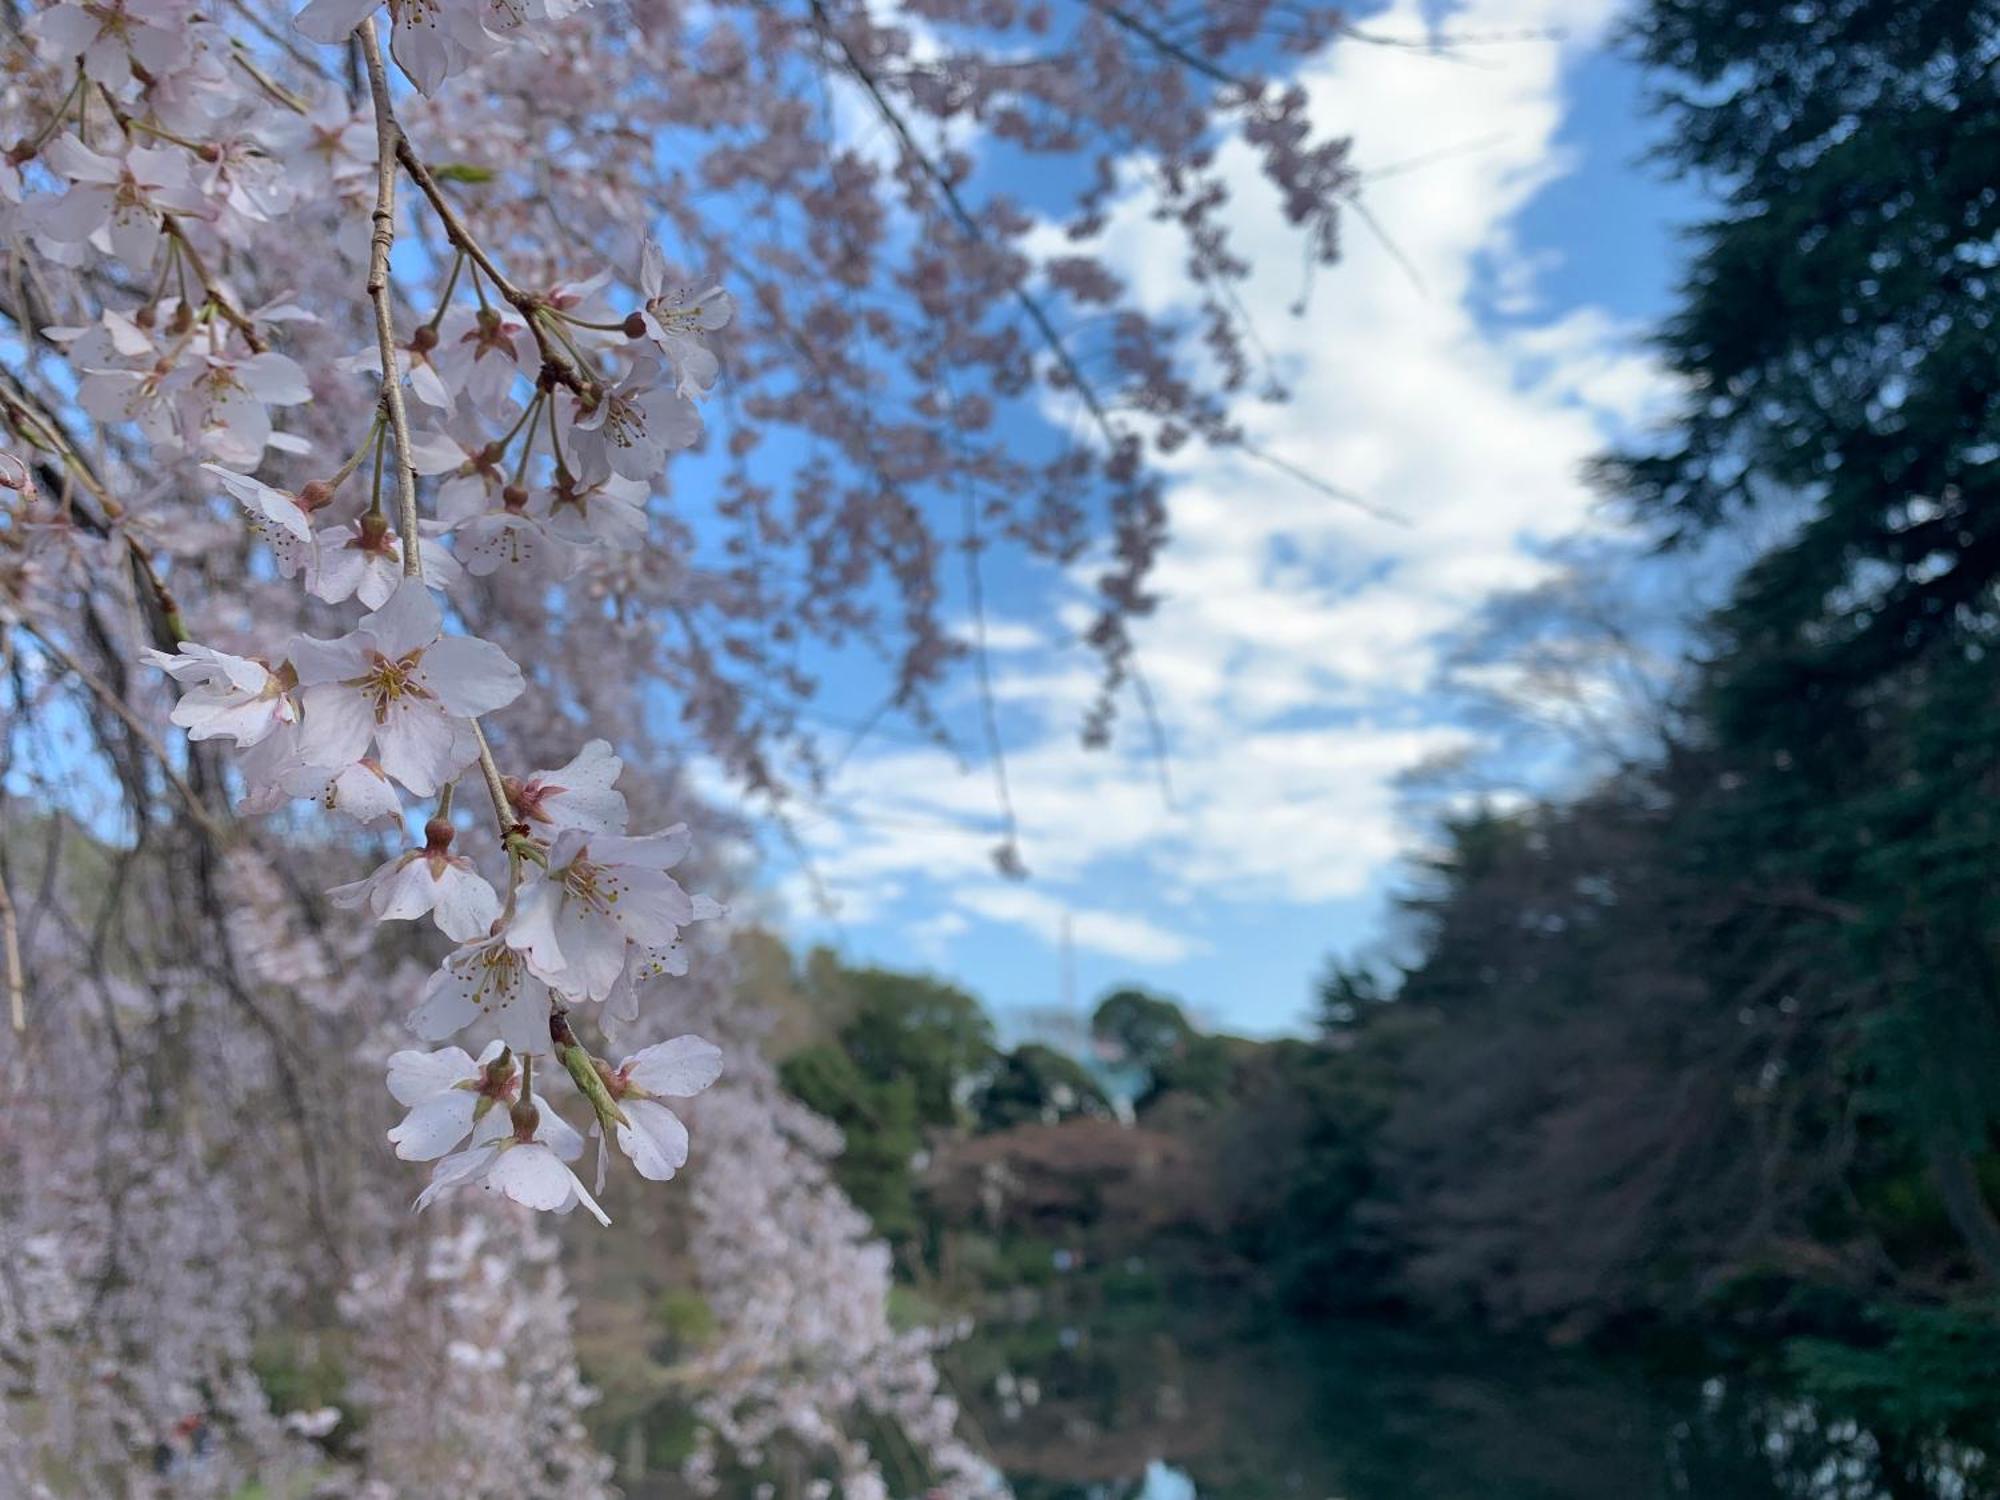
{"left": 6, "top": 0, "right": 744, "bottom": 1220}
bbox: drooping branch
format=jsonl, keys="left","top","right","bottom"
{"left": 358, "top": 18, "right": 428, "bottom": 583}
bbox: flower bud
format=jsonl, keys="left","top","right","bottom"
{"left": 509, "top": 1093, "right": 540, "bottom": 1142}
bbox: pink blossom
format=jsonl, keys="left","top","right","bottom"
{"left": 637, "top": 241, "right": 732, "bottom": 398}
{"left": 308, "top": 515, "right": 464, "bottom": 607}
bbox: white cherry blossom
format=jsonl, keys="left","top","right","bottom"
{"left": 603, "top": 940, "right": 690, "bottom": 1037}
{"left": 328, "top": 821, "right": 499, "bottom": 941}
{"left": 414, "top": 1103, "right": 606, "bottom": 1225}
{"left": 261, "top": 92, "right": 371, "bottom": 197}
{"left": 545, "top": 471, "right": 648, "bottom": 554}
{"left": 309, "top": 514, "right": 463, "bottom": 607}
{"left": 410, "top": 930, "right": 553, "bottom": 1055}
{"left": 636, "top": 241, "right": 733, "bottom": 399}
{"left": 385, "top": 1040, "right": 517, "bottom": 1160}
{"left": 28, "top": 0, "right": 192, "bottom": 97}
{"left": 37, "top": 138, "right": 209, "bottom": 270}
{"left": 505, "top": 825, "right": 700, "bottom": 1002}
{"left": 386, "top": 1041, "right": 582, "bottom": 1164}
{"left": 178, "top": 349, "right": 314, "bottom": 468}
{"left": 434, "top": 305, "right": 536, "bottom": 416}
{"left": 145, "top": 642, "right": 298, "bottom": 747}
{"left": 559, "top": 362, "right": 700, "bottom": 484}
{"left": 288, "top": 577, "right": 521, "bottom": 796}
{"left": 293, "top": 0, "right": 500, "bottom": 97}
{"left": 503, "top": 738, "right": 627, "bottom": 836}
{"left": 445, "top": 487, "right": 573, "bottom": 578}
{"left": 334, "top": 339, "right": 451, "bottom": 412}
{"left": 597, "top": 1034, "right": 723, "bottom": 1182}
{"left": 236, "top": 726, "right": 403, "bottom": 826}
{"left": 206, "top": 464, "right": 324, "bottom": 579}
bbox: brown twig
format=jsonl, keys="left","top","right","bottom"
{"left": 393, "top": 137, "right": 582, "bottom": 390}
{"left": 358, "top": 19, "right": 427, "bottom": 583}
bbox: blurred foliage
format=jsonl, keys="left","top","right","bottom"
{"left": 977, "top": 1043, "right": 1113, "bottom": 1131}
{"left": 1786, "top": 1302, "right": 2000, "bottom": 1442}
{"left": 767, "top": 945, "right": 997, "bottom": 1246}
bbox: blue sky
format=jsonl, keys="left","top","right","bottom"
{"left": 723, "top": 0, "right": 1713, "bottom": 1039}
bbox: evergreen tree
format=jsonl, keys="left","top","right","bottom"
{"left": 1610, "top": 0, "right": 2000, "bottom": 1270}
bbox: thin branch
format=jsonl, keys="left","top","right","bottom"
{"left": 1128, "top": 659, "right": 1177, "bottom": 811}
{"left": 959, "top": 491, "right": 1027, "bottom": 876}
{"left": 1077, "top": 0, "right": 1256, "bottom": 92}
{"left": 358, "top": 19, "right": 426, "bottom": 581}
{"left": 1235, "top": 436, "right": 1408, "bottom": 526}
{"left": 470, "top": 720, "right": 518, "bottom": 833}
{"left": 0, "top": 861, "right": 23, "bottom": 1033}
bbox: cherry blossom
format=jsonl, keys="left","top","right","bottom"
{"left": 236, "top": 729, "right": 404, "bottom": 825}
{"left": 308, "top": 513, "right": 464, "bottom": 606}
{"left": 602, "top": 939, "right": 691, "bottom": 1036}
{"left": 416, "top": 1100, "right": 608, "bottom": 1226}
{"left": 434, "top": 304, "right": 537, "bottom": 417}
{"left": 595, "top": 1034, "right": 723, "bottom": 1182}
{"left": 410, "top": 929, "right": 555, "bottom": 1055}
{"left": 635, "top": 241, "right": 733, "bottom": 399}
{"left": 442, "top": 483, "right": 573, "bottom": 578}
{"left": 559, "top": 363, "right": 700, "bottom": 484}
{"left": 179, "top": 350, "right": 315, "bottom": 467}
{"left": 36, "top": 137, "right": 209, "bottom": 269}
{"left": 288, "top": 578, "right": 521, "bottom": 796}
{"left": 385, "top": 1040, "right": 519, "bottom": 1160}
{"left": 27, "top": 0, "right": 191, "bottom": 97}
{"left": 293, "top": 0, "right": 498, "bottom": 97}
{"left": 544, "top": 471, "right": 649, "bottom": 554}
{"left": 503, "top": 739, "right": 628, "bottom": 836}
{"left": 145, "top": 642, "right": 298, "bottom": 747}
{"left": 505, "top": 826, "right": 704, "bottom": 1002}
{"left": 337, "top": 338, "right": 453, "bottom": 413}
{"left": 328, "top": 818, "right": 500, "bottom": 941}
{"left": 385, "top": 1039, "right": 582, "bottom": 1166}
{"left": 207, "top": 464, "right": 325, "bottom": 578}
{"left": 261, "top": 92, "right": 372, "bottom": 198}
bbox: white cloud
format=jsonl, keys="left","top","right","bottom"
{"left": 957, "top": 886, "right": 1201, "bottom": 965}
{"left": 776, "top": 0, "right": 1667, "bottom": 970}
